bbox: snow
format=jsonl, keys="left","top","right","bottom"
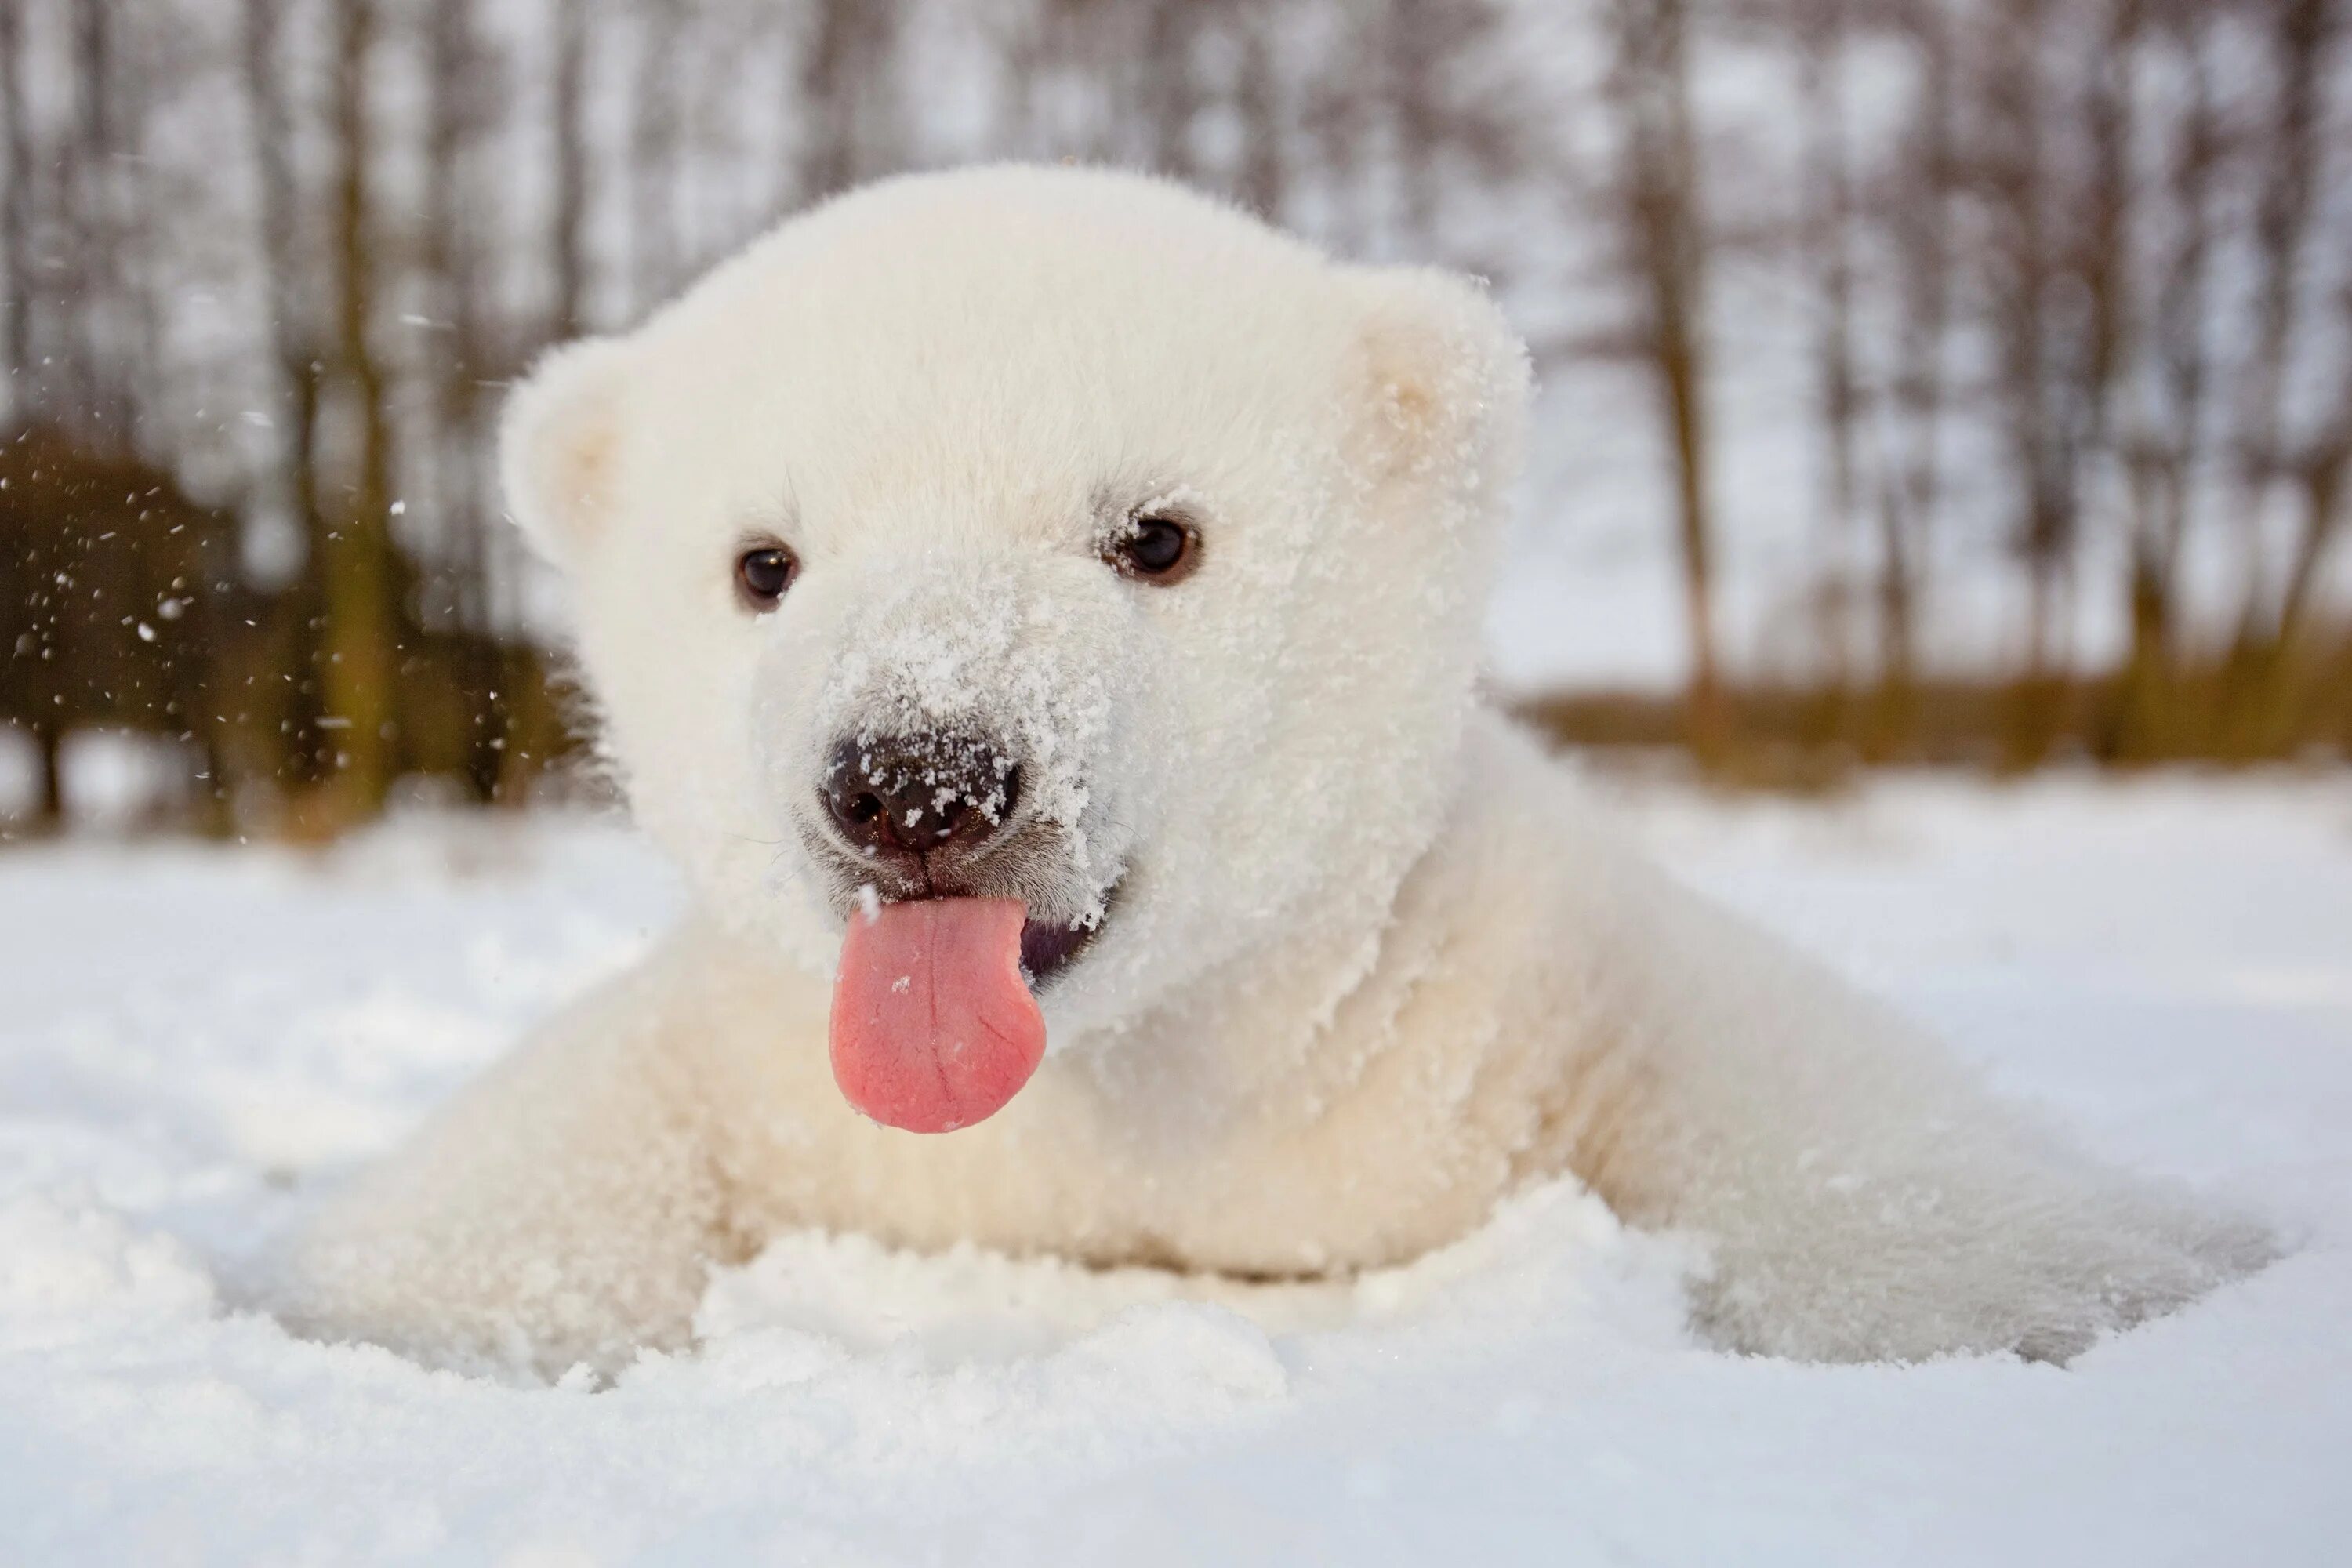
{"left": 2, "top": 775, "right": 2348, "bottom": 1565}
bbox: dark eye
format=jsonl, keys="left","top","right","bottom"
{"left": 735, "top": 546, "right": 799, "bottom": 608}
{"left": 1106, "top": 514, "right": 1199, "bottom": 583}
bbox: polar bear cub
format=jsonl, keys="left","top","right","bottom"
{"left": 279, "top": 165, "right": 2268, "bottom": 1374}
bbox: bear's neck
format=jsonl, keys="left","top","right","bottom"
{"left": 1069, "top": 710, "right": 1518, "bottom": 1128}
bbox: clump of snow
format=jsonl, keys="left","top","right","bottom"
{"left": 0, "top": 1191, "right": 215, "bottom": 1342}
{"left": 0, "top": 782, "right": 2347, "bottom": 1563}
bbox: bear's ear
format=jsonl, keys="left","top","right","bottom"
{"left": 499, "top": 336, "right": 633, "bottom": 560}
{"left": 1342, "top": 265, "right": 1531, "bottom": 509}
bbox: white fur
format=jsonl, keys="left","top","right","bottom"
{"left": 279, "top": 166, "right": 2269, "bottom": 1374}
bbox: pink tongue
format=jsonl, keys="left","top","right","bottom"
{"left": 829, "top": 897, "right": 1046, "bottom": 1133}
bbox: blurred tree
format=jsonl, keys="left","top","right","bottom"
{"left": 2113, "top": 2, "right": 2223, "bottom": 760}
{"left": 796, "top": 0, "right": 902, "bottom": 205}
{"left": 1866, "top": 0, "right": 1962, "bottom": 757}
{"left": 2223, "top": 0, "right": 2345, "bottom": 753}
{"left": 1602, "top": 0, "right": 1728, "bottom": 764}
{"left": 310, "top": 0, "right": 402, "bottom": 821}
{"left": 631, "top": 0, "right": 687, "bottom": 309}
{"left": 1793, "top": 0, "right": 1864, "bottom": 723}
{"left": 0, "top": 0, "right": 28, "bottom": 394}
{"left": 551, "top": 0, "right": 593, "bottom": 343}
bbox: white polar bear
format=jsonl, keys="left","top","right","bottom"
{"left": 278, "top": 165, "right": 2269, "bottom": 1375}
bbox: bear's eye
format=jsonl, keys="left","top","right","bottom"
{"left": 735, "top": 546, "right": 799, "bottom": 609}
{"left": 1105, "top": 513, "right": 1198, "bottom": 584}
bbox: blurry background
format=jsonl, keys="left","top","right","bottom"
{"left": 1, "top": 0, "right": 2347, "bottom": 837}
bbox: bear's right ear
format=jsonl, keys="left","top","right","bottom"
{"left": 499, "top": 336, "right": 633, "bottom": 560}
{"left": 1341, "top": 264, "right": 1532, "bottom": 516}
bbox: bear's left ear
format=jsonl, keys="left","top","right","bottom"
{"left": 498, "top": 335, "right": 634, "bottom": 562}
{"left": 1341, "top": 264, "right": 1532, "bottom": 513}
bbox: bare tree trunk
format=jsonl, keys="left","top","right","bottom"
{"left": 1867, "top": 0, "right": 1958, "bottom": 758}
{"left": 2064, "top": 0, "right": 2142, "bottom": 760}
{"left": 1979, "top": 0, "right": 2049, "bottom": 726}
{"left": 633, "top": 0, "right": 684, "bottom": 306}
{"left": 1235, "top": 7, "right": 1286, "bottom": 220}
{"left": 1795, "top": 0, "right": 1862, "bottom": 725}
{"left": 317, "top": 0, "right": 401, "bottom": 817}
{"left": 1388, "top": 0, "right": 1444, "bottom": 242}
{"left": 2277, "top": 474, "right": 2351, "bottom": 681}
{"left": 550, "top": 0, "right": 590, "bottom": 341}
{"left": 2249, "top": 273, "right": 2352, "bottom": 744}
{"left": 114, "top": 9, "right": 168, "bottom": 452}
{"left": 2278, "top": 445, "right": 2347, "bottom": 653}
{"left": 0, "top": 0, "right": 31, "bottom": 405}
{"left": 1139, "top": 1, "right": 1204, "bottom": 182}
{"left": 69, "top": 0, "right": 136, "bottom": 445}
{"left": 1607, "top": 0, "right": 1726, "bottom": 762}
{"left": 1302, "top": 5, "right": 1381, "bottom": 254}
{"left": 800, "top": 0, "right": 852, "bottom": 202}
{"left": 1975, "top": 0, "right": 2135, "bottom": 765}
{"left": 426, "top": 0, "right": 508, "bottom": 803}
{"left": 33, "top": 716, "right": 64, "bottom": 827}
{"left": 797, "top": 0, "right": 896, "bottom": 206}
{"left": 2006, "top": 20, "right": 2068, "bottom": 741}
{"left": 2228, "top": 0, "right": 2332, "bottom": 667}
{"left": 243, "top": 0, "right": 330, "bottom": 790}
{"left": 2116, "top": 15, "right": 2220, "bottom": 759}
{"left": 2234, "top": 0, "right": 2345, "bottom": 745}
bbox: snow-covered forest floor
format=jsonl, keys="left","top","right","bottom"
{"left": 2, "top": 769, "right": 2347, "bottom": 1566}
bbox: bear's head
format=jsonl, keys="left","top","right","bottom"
{"left": 501, "top": 165, "right": 1529, "bottom": 1130}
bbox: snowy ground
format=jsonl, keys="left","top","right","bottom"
{"left": 2, "top": 770, "right": 2348, "bottom": 1566}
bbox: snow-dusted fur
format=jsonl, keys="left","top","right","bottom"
{"left": 277, "top": 166, "right": 2270, "bottom": 1374}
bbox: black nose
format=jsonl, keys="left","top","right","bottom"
{"left": 822, "top": 731, "right": 1022, "bottom": 858}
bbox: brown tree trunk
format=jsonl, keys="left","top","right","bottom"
{"left": 1870, "top": 481, "right": 1918, "bottom": 760}
{"left": 1796, "top": 0, "right": 1861, "bottom": 746}
{"left": 1973, "top": 0, "right": 2134, "bottom": 768}
{"left": 1868, "top": 0, "right": 1957, "bottom": 760}
{"left": 425, "top": 0, "right": 508, "bottom": 804}
{"left": 1608, "top": 0, "right": 1726, "bottom": 764}
{"left": 2235, "top": 1, "right": 2347, "bottom": 746}
{"left": 2114, "top": 16, "right": 2220, "bottom": 761}
{"left": 1235, "top": 9, "right": 1285, "bottom": 221}
{"left": 32, "top": 718, "right": 63, "bottom": 827}
{"left": 114, "top": 13, "right": 168, "bottom": 444}
{"left": 314, "top": 0, "right": 400, "bottom": 818}
{"left": 1388, "top": 0, "right": 1444, "bottom": 242}
{"left": 2227, "top": 0, "right": 2332, "bottom": 672}
{"left": 241, "top": 0, "right": 329, "bottom": 792}
{"left": 2115, "top": 546, "right": 2176, "bottom": 760}
{"left": 0, "top": 0, "right": 30, "bottom": 398}
{"left": 797, "top": 0, "right": 897, "bottom": 206}
{"left": 633, "top": 0, "right": 684, "bottom": 306}
{"left": 2276, "top": 457, "right": 2346, "bottom": 654}
{"left": 551, "top": 1, "right": 590, "bottom": 341}
{"left": 1139, "top": 1, "right": 1204, "bottom": 183}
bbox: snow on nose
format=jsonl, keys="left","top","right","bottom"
{"left": 808, "top": 553, "right": 1125, "bottom": 855}
{"left": 820, "top": 730, "right": 1022, "bottom": 858}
